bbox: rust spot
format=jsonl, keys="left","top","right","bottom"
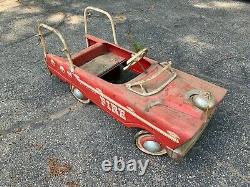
{"left": 65, "top": 181, "right": 80, "bottom": 187}
{"left": 48, "top": 158, "right": 72, "bottom": 176}
{"left": 32, "top": 143, "right": 44, "bottom": 150}
{"left": 13, "top": 128, "right": 22, "bottom": 134}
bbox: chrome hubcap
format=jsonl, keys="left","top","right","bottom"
{"left": 143, "top": 140, "right": 162, "bottom": 153}
{"left": 135, "top": 130, "right": 167, "bottom": 156}
{"left": 72, "top": 87, "right": 84, "bottom": 100}
{"left": 70, "top": 86, "right": 90, "bottom": 104}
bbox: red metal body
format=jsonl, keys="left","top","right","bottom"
{"left": 45, "top": 34, "right": 227, "bottom": 158}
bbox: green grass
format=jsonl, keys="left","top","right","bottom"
{"left": 132, "top": 41, "right": 144, "bottom": 53}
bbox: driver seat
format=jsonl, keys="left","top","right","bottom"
{"left": 72, "top": 43, "right": 125, "bottom": 77}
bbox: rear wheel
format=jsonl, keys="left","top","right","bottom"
{"left": 135, "top": 130, "right": 167, "bottom": 156}
{"left": 70, "top": 85, "right": 90, "bottom": 104}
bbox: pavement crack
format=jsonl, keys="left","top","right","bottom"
{"left": 49, "top": 102, "right": 82, "bottom": 120}
{"left": 1, "top": 102, "right": 82, "bottom": 137}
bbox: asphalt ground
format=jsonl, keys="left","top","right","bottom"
{"left": 0, "top": 0, "right": 249, "bottom": 186}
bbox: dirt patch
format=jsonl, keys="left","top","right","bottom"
{"left": 65, "top": 181, "right": 80, "bottom": 187}
{"left": 48, "top": 158, "right": 72, "bottom": 176}
{"left": 113, "top": 15, "right": 127, "bottom": 24}
{"left": 181, "top": 35, "right": 214, "bottom": 51}
{"left": 193, "top": 1, "right": 245, "bottom": 10}
{"left": 32, "top": 143, "right": 44, "bottom": 150}
{"left": 0, "top": 0, "right": 20, "bottom": 12}
{"left": 66, "top": 14, "right": 83, "bottom": 25}
{"left": 47, "top": 12, "right": 66, "bottom": 24}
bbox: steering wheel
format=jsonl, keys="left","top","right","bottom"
{"left": 123, "top": 48, "right": 148, "bottom": 70}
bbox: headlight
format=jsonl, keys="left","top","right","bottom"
{"left": 186, "top": 89, "right": 216, "bottom": 110}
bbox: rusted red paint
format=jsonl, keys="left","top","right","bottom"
{"left": 45, "top": 34, "right": 227, "bottom": 158}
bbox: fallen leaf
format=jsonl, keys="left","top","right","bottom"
{"left": 113, "top": 15, "right": 127, "bottom": 24}
{"left": 65, "top": 181, "right": 80, "bottom": 187}
{"left": 32, "top": 144, "right": 44, "bottom": 150}
{"left": 48, "top": 158, "right": 72, "bottom": 176}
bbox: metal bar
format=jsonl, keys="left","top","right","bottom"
{"left": 38, "top": 23, "right": 74, "bottom": 72}
{"left": 83, "top": 6, "right": 118, "bottom": 47}
{"left": 126, "top": 62, "right": 177, "bottom": 96}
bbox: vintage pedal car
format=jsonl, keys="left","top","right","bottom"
{"left": 38, "top": 6, "right": 227, "bottom": 159}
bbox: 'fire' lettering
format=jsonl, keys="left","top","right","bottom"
{"left": 100, "top": 96, "right": 126, "bottom": 120}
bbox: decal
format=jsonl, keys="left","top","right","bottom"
{"left": 50, "top": 59, "right": 56, "bottom": 66}
{"left": 67, "top": 70, "right": 72, "bottom": 77}
{"left": 100, "top": 95, "right": 126, "bottom": 120}
{"left": 166, "top": 130, "right": 180, "bottom": 143}
{"left": 59, "top": 66, "right": 65, "bottom": 73}
{"left": 73, "top": 74, "right": 180, "bottom": 143}
{"left": 126, "top": 106, "right": 135, "bottom": 113}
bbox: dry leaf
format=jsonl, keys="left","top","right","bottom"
{"left": 48, "top": 158, "right": 72, "bottom": 176}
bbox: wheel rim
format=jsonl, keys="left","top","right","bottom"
{"left": 134, "top": 130, "right": 149, "bottom": 139}
{"left": 70, "top": 86, "right": 90, "bottom": 104}
{"left": 135, "top": 131, "right": 167, "bottom": 156}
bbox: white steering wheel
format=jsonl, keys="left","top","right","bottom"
{"left": 123, "top": 48, "right": 148, "bottom": 70}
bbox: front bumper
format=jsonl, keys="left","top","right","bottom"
{"left": 167, "top": 109, "right": 215, "bottom": 159}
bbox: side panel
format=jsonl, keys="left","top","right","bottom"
{"left": 45, "top": 53, "right": 180, "bottom": 150}
{"left": 72, "top": 43, "right": 107, "bottom": 66}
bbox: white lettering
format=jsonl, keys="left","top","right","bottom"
{"left": 137, "top": 160, "right": 149, "bottom": 176}
{"left": 99, "top": 95, "right": 126, "bottom": 120}
{"left": 101, "top": 156, "right": 149, "bottom": 176}
{"left": 106, "top": 100, "right": 111, "bottom": 110}
{"left": 100, "top": 96, "right": 106, "bottom": 106}
{"left": 126, "top": 159, "right": 137, "bottom": 172}
{"left": 113, "top": 156, "right": 125, "bottom": 172}
{"left": 118, "top": 108, "right": 126, "bottom": 120}
{"left": 101, "top": 160, "right": 112, "bottom": 172}
{"left": 111, "top": 103, "right": 119, "bottom": 116}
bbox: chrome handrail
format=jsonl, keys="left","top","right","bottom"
{"left": 38, "top": 23, "right": 74, "bottom": 72}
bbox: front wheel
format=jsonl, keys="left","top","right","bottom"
{"left": 135, "top": 130, "right": 167, "bottom": 156}
{"left": 70, "top": 85, "right": 90, "bottom": 104}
